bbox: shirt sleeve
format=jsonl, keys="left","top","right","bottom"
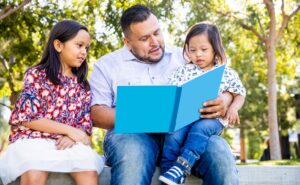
{"left": 90, "top": 59, "right": 114, "bottom": 107}
{"left": 76, "top": 90, "right": 93, "bottom": 135}
{"left": 220, "top": 67, "right": 246, "bottom": 97}
{"left": 9, "top": 68, "right": 46, "bottom": 126}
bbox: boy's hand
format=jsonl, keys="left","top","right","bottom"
{"left": 225, "top": 107, "right": 240, "bottom": 126}
{"left": 55, "top": 136, "right": 75, "bottom": 150}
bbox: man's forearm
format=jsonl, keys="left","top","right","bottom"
{"left": 91, "top": 105, "right": 115, "bottom": 129}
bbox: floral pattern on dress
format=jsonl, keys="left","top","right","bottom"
{"left": 9, "top": 67, "right": 92, "bottom": 143}
{"left": 169, "top": 63, "right": 246, "bottom": 97}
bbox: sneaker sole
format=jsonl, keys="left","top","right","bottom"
{"left": 158, "top": 175, "right": 184, "bottom": 185}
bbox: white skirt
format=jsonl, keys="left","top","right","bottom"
{"left": 0, "top": 138, "right": 104, "bottom": 185}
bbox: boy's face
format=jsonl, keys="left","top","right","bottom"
{"left": 124, "top": 14, "right": 165, "bottom": 63}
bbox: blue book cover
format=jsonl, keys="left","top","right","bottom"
{"left": 115, "top": 65, "right": 225, "bottom": 133}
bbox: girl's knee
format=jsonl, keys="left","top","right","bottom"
{"left": 21, "top": 170, "right": 48, "bottom": 185}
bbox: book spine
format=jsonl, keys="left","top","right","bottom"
{"left": 169, "top": 87, "right": 182, "bottom": 132}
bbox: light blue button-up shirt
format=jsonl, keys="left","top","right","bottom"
{"left": 90, "top": 46, "right": 185, "bottom": 108}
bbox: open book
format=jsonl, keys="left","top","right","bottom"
{"left": 115, "top": 64, "right": 225, "bottom": 133}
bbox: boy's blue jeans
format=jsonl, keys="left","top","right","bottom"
{"left": 161, "top": 118, "right": 224, "bottom": 173}
{"left": 104, "top": 124, "right": 239, "bottom": 185}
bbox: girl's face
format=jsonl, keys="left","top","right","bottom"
{"left": 56, "top": 29, "right": 90, "bottom": 73}
{"left": 187, "top": 33, "right": 215, "bottom": 70}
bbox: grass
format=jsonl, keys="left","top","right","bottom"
{"left": 238, "top": 159, "right": 300, "bottom": 166}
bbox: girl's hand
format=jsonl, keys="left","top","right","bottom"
{"left": 67, "top": 127, "right": 91, "bottom": 145}
{"left": 225, "top": 107, "right": 240, "bottom": 126}
{"left": 67, "top": 127, "right": 87, "bottom": 142}
{"left": 55, "top": 136, "right": 75, "bottom": 150}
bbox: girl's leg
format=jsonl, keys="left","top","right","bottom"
{"left": 180, "top": 118, "right": 224, "bottom": 166}
{"left": 160, "top": 125, "right": 190, "bottom": 174}
{"left": 20, "top": 170, "right": 48, "bottom": 185}
{"left": 70, "top": 171, "right": 98, "bottom": 185}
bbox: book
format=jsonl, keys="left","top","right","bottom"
{"left": 115, "top": 64, "right": 225, "bottom": 133}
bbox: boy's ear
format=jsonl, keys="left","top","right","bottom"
{"left": 53, "top": 39, "right": 63, "bottom": 53}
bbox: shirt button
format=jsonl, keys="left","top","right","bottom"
{"left": 152, "top": 77, "right": 155, "bottom": 80}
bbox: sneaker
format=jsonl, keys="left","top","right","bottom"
{"left": 159, "top": 163, "right": 187, "bottom": 185}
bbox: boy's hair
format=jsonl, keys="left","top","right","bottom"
{"left": 183, "top": 21, "right": 226, "bottom": 64}
{"left": 120, "top": 4, "right": 155, "bottom": 37}
{"left": 36, "top": 20, "right": 89, "bottom": 89}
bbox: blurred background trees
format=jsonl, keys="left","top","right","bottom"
{"left": 1, "top": 0, "right": 299, "bottom": 160}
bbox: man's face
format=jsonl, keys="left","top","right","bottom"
{"left": 124, "top": 14, "right": 165, "bottom": 63}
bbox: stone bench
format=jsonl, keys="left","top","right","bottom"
{"left": 2, "top": 166, "right": 300, "bottom": 185}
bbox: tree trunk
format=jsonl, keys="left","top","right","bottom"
{"left": 265, "top": 45, "right": 282, "bottom": 160}
{"left": 240, "top": 127, "right": 246, "bottom": 163}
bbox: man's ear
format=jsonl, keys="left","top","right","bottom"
{"left": 123, "top": 37, "right": 132, "bottom": 50}
{"left": 53, "top": 39, "right": 63, "bottom": 53}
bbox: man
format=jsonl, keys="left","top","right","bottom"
{"left": 90, "top": 4, "right": 239, "bottom": 185}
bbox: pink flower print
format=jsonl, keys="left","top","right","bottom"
{"left": 85, "top": 96, "right": 91, "bottom": 102}
{"left": 68, "top": 103, "right": 76, "bottom": 111}
{"left": 42, "top": 89, "right": 50, "bottom": 97}
{"left": 82, "top": 121, "right": 90, "bottom": 126}
{"left": 42, "top": 132, "right": 51, "bottom": 137}
{"left": 62, "top": 104, "right": 67, "bottom": 111}
{"left": 69, "top": 88, "right": 76, "bottom": 97}
{"left": 45, "top": 113, "right": 52, "bottom": 119}
{"left": 18, "top": 113, "right": 27, "bottom": 121}
{"left": 56, "top": 97, "right": 64, "bottom": 108}
{"left": 60, "top": 88, "right": 67, "bottom": 96}
{"left": 76, "top": 102, "right": 82, "bottom": 108}
{"left": 48, "top": 105, "right": 55, "bottom": 112}
{"left": 84, "top": 114, "right": 90, "bottom": 121}
{"left": 34, "top": 83, "right": 41, "bottom": 90}
{"left": 31, "top": 131, "right": 41, "bottom": 138}
{"left": 26, "top": 74, "right": 34, "bottom": 83}
{"left": 53, "top": 109, "right": 60, "bottom": 118}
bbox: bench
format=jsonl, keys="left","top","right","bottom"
{"left": 3, "top": 166, "right": 300, "bottom": 185}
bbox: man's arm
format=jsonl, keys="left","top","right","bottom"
{"left": 200, "top": 91, "right": 233, "bottom": 118}
{"left": 91, "top": 105, "right": 115, "bottom": 129}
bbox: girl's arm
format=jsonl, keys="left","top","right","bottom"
{"left": 22, "top": 118, "right": 89, "bottom": 144}
{"left": 230, "top": 94, "right": 245, "bottom": 111}
{"left": 226, "top": 94, "right": 245, "bottom": 125}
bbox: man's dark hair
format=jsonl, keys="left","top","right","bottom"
{"left": 120, "top": 4, "right": 155, "bottom": 36}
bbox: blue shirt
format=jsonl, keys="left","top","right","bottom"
{"left": 90, "top": 46, "right": 185, "bottom": 108}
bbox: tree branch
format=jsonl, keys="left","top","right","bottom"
{"left": 0, "top": 55, "right": 9, "bottom": 71}
{"left": 263, "top": 0, "right": 276, "bottom": 44}
{"left": 215, "top": 10, "right": 266, "bottom": 42}
{"left": 0, "top": 0, "right": 31, "bottom": 20}
{"left": 276, "top": 3, "right": 300, "bottom": 43}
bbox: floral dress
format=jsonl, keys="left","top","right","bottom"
{"left": 9, "top": 67, "right": 92, "bottom": 143}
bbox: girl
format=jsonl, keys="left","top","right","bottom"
{"left": 0, "top": 20, "right": 104, "bottom": 185}
{"left": 159, "top": 22, "right": 245, "bottom": 185}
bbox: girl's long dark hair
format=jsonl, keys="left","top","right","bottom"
{"left": 36, "top": 20, "right": 89, "bottom": 89}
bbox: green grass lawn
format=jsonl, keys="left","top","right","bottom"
{"left": 238, "top": 159, "right": 300, "bottom": 166}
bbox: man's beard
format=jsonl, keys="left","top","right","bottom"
{"left": 131, "top": 47, "right": 165, "bottom": 64}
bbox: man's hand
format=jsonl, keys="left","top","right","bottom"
{"left": 200, "top": 96, "right": 227, "bottom": 118}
